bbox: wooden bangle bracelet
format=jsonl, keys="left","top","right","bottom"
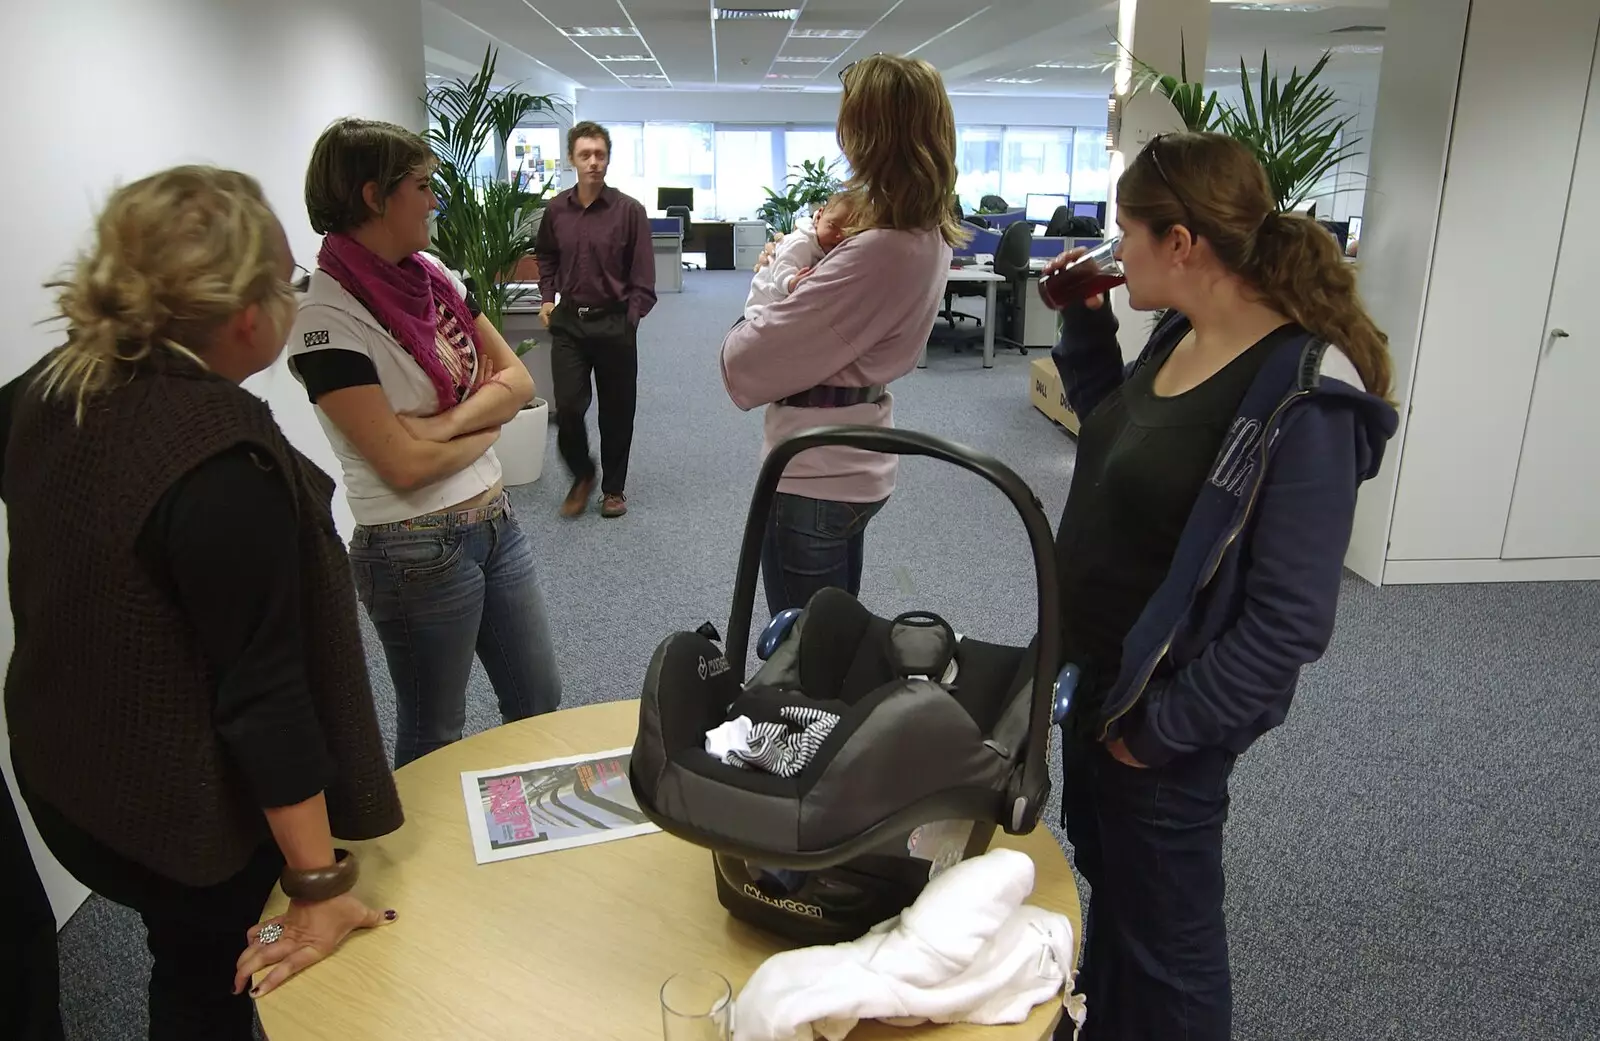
{"left": 281, "top": 848, "right": 359, "bottom": 902}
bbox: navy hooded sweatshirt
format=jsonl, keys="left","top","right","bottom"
{"left": 1052, "top": 301, "right": 1399, "bottom": 768}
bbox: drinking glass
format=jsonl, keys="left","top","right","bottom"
{"left": 661, "top": 969, "right": 733, "bottom": 1041}
{"left": 1037, "top": 236, "right": 1125, "bottom": 310}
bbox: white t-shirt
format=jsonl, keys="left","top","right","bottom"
{"left": 743, "top": 227, "right": 827, "bottom": 322}
{"left": 288, "top": 255, "right": 502, "bottom": 526}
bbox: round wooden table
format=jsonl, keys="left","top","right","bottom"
{"left": 256, "top": 700, "right": 1081, "bottom": 1040}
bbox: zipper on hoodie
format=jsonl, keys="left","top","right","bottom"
{"left": 1098, "top": 388, "right": 1312, "bottom": 742}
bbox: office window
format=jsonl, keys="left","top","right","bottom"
{"left": 1070, "top": 126, "right": 1112, "bottom": 203}
{"left": 955, "top": 126, "right": 1003, "bottom": 212}
{"left": 508, "top": 126, "right": 562, "bottom": 190}
{"left": 783, "top": 128, "right": 847, "bottom": 182}
{"left": 599, "top": 123, "right": 648, "bottom": 208}
{"left": 715, "top": 129, "right": 779, "bottom": 221}
{"left": 1000, "top": 127, "right": 1072, "bottom": 207}
{"left": 644, "top": 122, "right": 715, "bottom": 217}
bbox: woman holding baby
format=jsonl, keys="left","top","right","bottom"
{"left": 720, "top": 53, "right": 965, "bottom": 616}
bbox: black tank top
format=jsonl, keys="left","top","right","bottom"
{"left": 1055, "top": 320, "right": 1302, "bottom": 729}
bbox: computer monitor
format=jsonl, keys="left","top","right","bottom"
{"left": 1025, "top": 193, "right": 1068, "bottom": 222}
{"left": 657, "top": 187, "right": 694, "bottom": 211}
{"left": 1072, "top": 200, "right": 1105, "bottom": 222}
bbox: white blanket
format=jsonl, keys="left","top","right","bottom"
{"left": 733, "top": 848, "right": 1085, "bottom": 1041}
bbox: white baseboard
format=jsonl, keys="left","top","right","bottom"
{"left": 1382, "top": 556, "right": 1600, "bottom": 584}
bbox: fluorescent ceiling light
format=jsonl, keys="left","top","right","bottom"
{"left": 1224, "top": 2, "right": 1329, "bottom": 9}
{"left": 765, "top": 72, "right": 817, "bottom": 79}
{"left": 596, "top": 54, "right": 654, "bottom": 61}
{"left": 616, "top": 73, "right": 667, "bottom": 79}
{"left": 987, "top": 76, "right": 1043, "bottom": 84}
{"left": 1330, "top": 43, "right": 1384, "bottom": 54}
{"left": 1034, "top": 61, "right": 1103, "bottom": 70}
{"left": 560, "top": 26, "right": 637, "bottom": 36}
{"left": 789, "top": 28, "right": 866, "bottom": 38}
{"left": 714, "top": 7, "right": 799, "bottom": 18}
{"left": 774, "top": 55, "right": 836, "bottom": 63}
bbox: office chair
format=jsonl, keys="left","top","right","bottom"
{"left": 1043, "top": 205, "right": 1073, "bottom": 239}
{"left": 941, "top": 266, "right": 988, "bottom": 328}
{"left": 940, "top": 214, "right": 997, "bottom": 327}
{"left": 1064, "top": 215, "right": 1102, "bottom": 237}
{"left": 992, "top": 221, "right": 1033, "bottom": 355}
{"left": 979, "top": 194, "right": 1009, "bottom": 214}
{"left": 666, "top": 205, "right": 699, "bottom": 270}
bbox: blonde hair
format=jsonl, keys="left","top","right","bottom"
{"left": 1117, "top": 133, "right": 1392, "bottom": 400}
{"left": 836, "top": 55, "right": 970, "bottom": 248}
{"left": 39, "top": 166, "right": 293, "bottom": 421}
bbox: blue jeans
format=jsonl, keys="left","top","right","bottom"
{"left": 349, "top": 502, "right": 561, "bottom": 768}
{"left": 760, "top": 493, "right": 888, "bottom": 616}
{"left": 1059, "top": 727, "right": 1236, "bottom": 1040}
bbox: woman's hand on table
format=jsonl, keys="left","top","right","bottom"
{"left": 234, "top": 893, "right": 396, "bottom": 999}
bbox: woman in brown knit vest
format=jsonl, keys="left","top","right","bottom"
{"left": 0, "top": 166, "right": 403, "bottom": 1039}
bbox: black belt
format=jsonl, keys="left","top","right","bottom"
{"left": 777, "top": 384, "right": 886, "bottom": 408}
{"left": 570, "top": 302, "right": 625, "bottom": 319}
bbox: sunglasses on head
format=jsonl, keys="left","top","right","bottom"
{"left": 838, "top": 52, "right": 887, "bottom": 85}
{"left": 1140, "top": 133, "right": 1197, "bottom": 232}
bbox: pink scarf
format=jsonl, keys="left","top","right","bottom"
{"left": 317, "top": 233, "right": 483, "bottom": 411}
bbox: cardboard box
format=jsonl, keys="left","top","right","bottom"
{"left": 1029, "top": 356, "right": 1080, "bottom": 434}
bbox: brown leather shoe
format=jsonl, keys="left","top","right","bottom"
{"left": 600, "top": 492, "right": 628, "bottom": 518}
{"left": 560, "top": 476, "right": 595, "bottom": 517}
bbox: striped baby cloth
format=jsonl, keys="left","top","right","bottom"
{"left": 725, "top": 704, "right": 841, "bottom": 777}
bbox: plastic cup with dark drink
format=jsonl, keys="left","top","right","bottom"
{"left": 1037, "top": 237, "right": 1125, "bottom": 311}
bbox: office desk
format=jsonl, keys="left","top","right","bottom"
{"left": 925, "top": 267, "right": 1006, "bottom": 369}
{"left": 689, "top": 220, "right": 768, "bottom": 270}
{"left": 253, "top": 700, "right": 1079, "bottom": 1040}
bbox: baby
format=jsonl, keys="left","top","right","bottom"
{"left": 743, "top": 191, "right": 858, "bottom": 321}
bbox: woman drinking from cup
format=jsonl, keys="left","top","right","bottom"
{"left": 1044, "top": 132, "right": 1398, "bottom": 1040}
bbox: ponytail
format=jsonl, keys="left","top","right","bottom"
{"left": 38, "top": 166, "right": 291, "bottom": 423}
{"left": 1248, "top": 212, "right": 1392, "bottom": 401}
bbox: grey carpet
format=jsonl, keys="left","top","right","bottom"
{"left": 53, "top": 271, "right": 1600, "bottom": 1040}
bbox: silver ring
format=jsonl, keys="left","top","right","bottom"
{"left": 258, "top": 923, "right": 283, "bottom": 945}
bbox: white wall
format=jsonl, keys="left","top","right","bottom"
{"left": 1384, "top": 1, "right": 1599, "bottom": 563}
{"left": 576, "top": 88, "right": 1110, "bottom": 129}
{"left": 0, "top": 0, "right": 425, "bottom": 928}
{"left": 1342, "top": 0, "right": 1472, "bottom": 581}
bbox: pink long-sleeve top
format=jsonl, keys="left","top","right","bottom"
{"left": 719, "top": 226, "right": 953, "bottom": 503}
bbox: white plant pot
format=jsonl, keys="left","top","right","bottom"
{"left": 499, "top": 397, "right": 549, "bottom": 486}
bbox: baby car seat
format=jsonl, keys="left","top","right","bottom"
{"left": 629, "top": 426, "right": 1071, "bottom": 945}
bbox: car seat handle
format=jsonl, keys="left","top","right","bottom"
{"left": 725, "top": 425, "right": 1062, "bottom": 833}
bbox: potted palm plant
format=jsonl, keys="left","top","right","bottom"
{"left": 756, "top": 156, "right": 843, "bottom": 234}
{"left": 425, "top": 47, "right": 568, "bottom": 485}
{"left": 1120, "top": 44, "right": 1363, "bottom": 211}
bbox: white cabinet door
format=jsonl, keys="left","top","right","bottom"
{"left": 1502, "top": 29, "right": 1600, "bottom": 560}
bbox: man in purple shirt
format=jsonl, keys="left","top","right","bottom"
{"left": 535, "top": 121, "right": 657, "bottom": 519}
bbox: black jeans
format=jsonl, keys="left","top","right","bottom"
{"left": 20, "top": 782, "right": 282, "bottom": 1041}
{"left": 549, "top": 302, "right": 638, "bottom": 496}
{"left": 2, "top": 778, "right": 63, "bottom": 1041}
{"left": 1058, "top": 725, "right": 1236, "bottom": 1041}
{"left": 761, "top": 492, "right": 888, "bottom": 616}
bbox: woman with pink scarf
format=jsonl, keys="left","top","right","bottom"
{"left": 289, "top": 118, "right": 561, "bottom": 767}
